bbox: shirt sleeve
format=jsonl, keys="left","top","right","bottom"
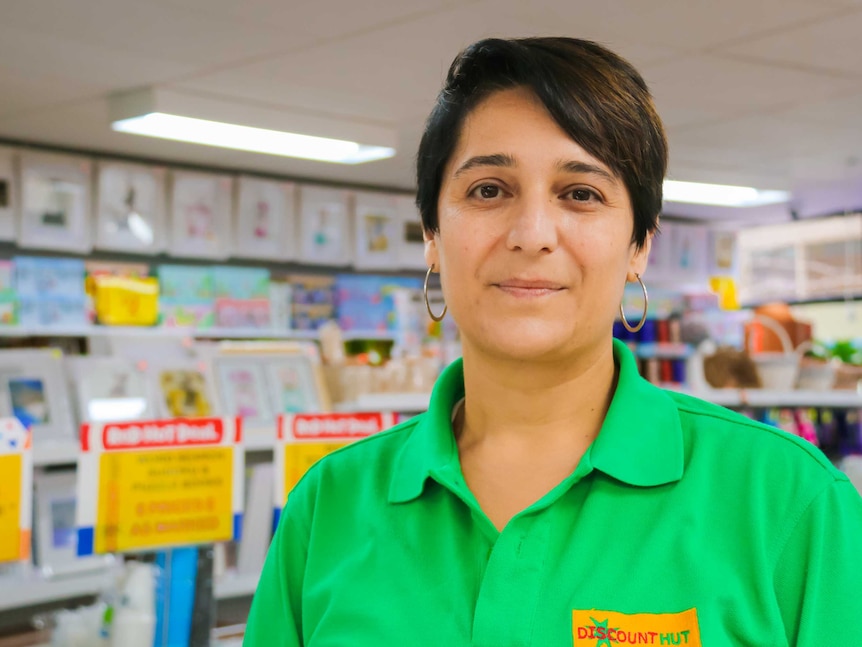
{"left": 243, "top": 482, "right": 312, "bottom": 647}
{"left": 772, "top": 477, "right": 862, "bottom": 646}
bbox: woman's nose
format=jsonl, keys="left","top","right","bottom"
{"left": 505, "top": 194, "right": 559, "bottom": 254}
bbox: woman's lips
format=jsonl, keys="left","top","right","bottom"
{"left": 494, "top": 279, "right": 565, "bottom": 297}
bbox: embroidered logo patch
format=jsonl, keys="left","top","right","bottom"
{"left": 572, "top": 608, "right": 701, "bottom": 646}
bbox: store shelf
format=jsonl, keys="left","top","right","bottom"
{"left": 335, "top": 392, "right": 431, "bottom": 413}
{"left": 0, "top": 325, "right": 395, "bottom": 341}
{"left": 33, "top": 439, "right": 80, "bottom": 466}
{"left": 214, "top": 572, "right": 260, "bottom": 600}
{"left": 631, "top": 342, "right": 692, "bottom": 359}
{"left": 671, "top": 388, "right": 862, "bottom": 409}
{"left": 0, "top": 570, "right": 115, "bottom": 612}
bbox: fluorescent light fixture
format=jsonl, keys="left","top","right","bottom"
{"left": 109, "top": 88, "right": 396, "bottom": 164}
{"left": 663, "top": 180, "right": 790, "bottom": 207}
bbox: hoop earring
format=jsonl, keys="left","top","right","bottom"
{"left": 619, "top": 273, "right": 648, "bottom": 333}
{"left": 424, "top": 265, "right": 447, "bottom": 322}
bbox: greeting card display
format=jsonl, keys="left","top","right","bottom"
{"left": 18, "top": 152, "right": 92, "bottom": 253}
{"left": 169, "top": 171, "right": 233, "bottom": 259}
{"left": 353, "top": 191, "right": 399, "bottom": 270}
{"left": 396, "top": 194, "right": 426, "bottom": 270}
{"left": 0, "top": 147, "right": 16, "bottom": 241}
{"left": 709, "top": 229, "right": 738, "bottom": 276}
{"left": 96, "top": 161, "right": 167, "bottom": 253}
{"left": 0, "top": 349, "right": 75, "bottom": 443}
{"left": 66, "top": 357, "right": 155, "bottom": 424}
{"left": 646, "top": 224, "right": 672, "bottom": 281}
{"left": 235, "top": 176, "right": 296, "bottom": 261}
{"left": 297, "top": 185, "right": 351, "bottom": 266}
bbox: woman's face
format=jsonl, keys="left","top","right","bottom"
{"left": 426, "top": 86, "right": 651, "bottom": 362}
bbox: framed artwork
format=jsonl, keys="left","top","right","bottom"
{"left": 18, "top": 151, "right": 92, "bottom": 253}
{"left": 95, "top": 161, "right": 167, "bottom": 253}
{"left": 33, "top": 470, "right": 115, "bottom": 577}
{"left": 265, "top": 350, "right": 329, "bottom": 414}
{"left": 352, "top": 191, "right": 399, "bottom": 270}
{"left": 152, "top": 363, "right": 218, "bottom": 419}
{"left": 708, "top": 229, "right": 738, "bottom": 276}
{"left": 214, "top": 358, "right": 273, "bottom": 427}
{"left": 0, "top": 349, "right": 75, "bottom": 443}
{"left": 168, "top": 170, "right": 233, "bottom": 259}
{"left": 396, "top": 195, "right": 426, "bottom": 270}
{"left": 297, "top": 184, "right": 351, "bottom": 266}
{"left": 234, "top": 176, "right": 297, "bottom": 261}
{"left": 65, "top": 357, "right": 155, "bottom": 424}
{"left": 646, "top": 223, "right": 672, "bottom": 281}
{"left": 670, "top": 223, "right": 709, "bottom": 279}
{"left": 0, "top": 147, "right": 16, "bottom": 241}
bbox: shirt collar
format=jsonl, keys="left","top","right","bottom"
{"left": 388, "top": 338, "right": 684, "bottom": 504}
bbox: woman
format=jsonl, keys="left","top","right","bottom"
{"left": 245, "top": 38, "right": 862, "bottom": 646}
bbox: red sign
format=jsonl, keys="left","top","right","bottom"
{"left": 100, "top": 418, "right": 225, "bottom": 451}
{"left": 289, "top": 413, "right": 391, "bottom": 440}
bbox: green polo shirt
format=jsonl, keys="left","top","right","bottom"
{"left": 245, "top": 339, "right": 862, "bottom": 646}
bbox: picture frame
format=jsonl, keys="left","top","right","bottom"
{"left": 0, "top": 349, "right": 75, "bottom": 443}
{"left": 234, "top": 176, "right": 297, "bottom": 261}
{"left": 215, "top": 341, "right": 330, "bottom": 415}
{"left": 264, "top": 344, "right": 331, "bottom": 414}
{"left": 33, "top": 470, "right": 115, "bottom": 578}
{"left": 95, "top": 160, "right": 167, "bottom": 253}
{"left": 0, "top": 146, "right": 17, "bottom": 242}
{"left": 645, "top": 223, "right": 672, "bottom": 281}
{"left": 168, "top": 170, "right": 233, "bottom": 259}
{"left": 708, "top": 229, "right": 738, "bottom": 276}
{"left": 296, "top": 184, "right": 352, "bottom": 266}
{"left": 18, "top": 151, "right": 92, "bottom": 253}
{"left": 148, "top": 359, "right": 220, "bottom": 419}
{"left": 65, "top": 356, "right": 156, "bottom": 425}
{"left": 395, "top": 194, "right": 426, "bottom": 270}
{"left": 213, "top": 357, "right": 274, "bottom": 428}
{"left": 352, "top": 191, "right": 400, "bottom": 270}
{"left": 670, "top": 223, "right": 710, "bottom": 279}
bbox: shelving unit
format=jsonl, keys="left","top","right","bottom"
{"left": 214, "top": 572, "right": 261, "bottom": 600}
{"left": 334, "top": 392, "right": 431, "bottom": 413}
{"left": 0, "top": 570, "right": 116, "bottom": 613}
{"left": 0, "top": 325, "right": 396, "bottom": 341}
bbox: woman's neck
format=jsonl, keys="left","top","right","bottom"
{"left": 456, "top": 339, "right": 618, "bottom": 454}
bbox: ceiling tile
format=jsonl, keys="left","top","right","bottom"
{"left": 717, "top": 8, "right": 862, "bottom": 77}
{"left": 516, "top": 0, "right": 842, "bottom": 51}
{"left": 0, "top": 0, "right": 301, "bottom": 67}
{"left": 646, "top": 54, "right": 860, "bottom": 129}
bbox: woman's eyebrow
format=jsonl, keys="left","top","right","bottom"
{"left": 557, "top": 160, "right": 617, "bottom": 184}
{"left": 453, "top": 153, "right": 516, "bottom": 178}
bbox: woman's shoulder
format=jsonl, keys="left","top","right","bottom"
{"left": 665, "top": 388, "right": 845, "bottom": 482}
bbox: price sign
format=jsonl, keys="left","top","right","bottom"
{"left": 274, "top": 413, "right": 395, "bottom": 523}
{"left": 0, "top": 418, "right": 31, "bottom": 563}
{"left": 76, "top": 418, "right": 245, "bottom": 555}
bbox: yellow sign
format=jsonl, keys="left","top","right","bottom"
{"left": 283, "top": 442, "right": 349, "bottom": 501}
{"left": 573, "top": 608, "right": 701, "bottom": 646}
{"left": 0, "top": 454, "right": 22, "bottom": 562}
{"left": 95, "top": 447, "right": 234, "bottom": 553}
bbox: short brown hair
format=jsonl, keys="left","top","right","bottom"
{"left": 415, "top": 37, "right": 667, "bottom": 248}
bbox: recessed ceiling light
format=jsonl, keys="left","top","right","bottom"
{"left": 663, "top": 180, "right": 790, "bottom": 207}
{"left": 109, "top": 88, "right": 396, "bottom": 165}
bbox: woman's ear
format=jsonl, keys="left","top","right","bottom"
{"left": 424, "top": 229, "right": 439, "bottom": 270}
{"left": 627, "top": 231, "right": 653, "bottom": 281}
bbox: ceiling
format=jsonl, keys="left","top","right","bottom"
{"left": 2, "top": 0, "right": 862, "bottom": 223}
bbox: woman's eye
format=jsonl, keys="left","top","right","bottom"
{"left": 474, "top": 184, "right": 500, "bottom": 199}
{"left": 569, "top": 188, "right": 597, "bottom": 202}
